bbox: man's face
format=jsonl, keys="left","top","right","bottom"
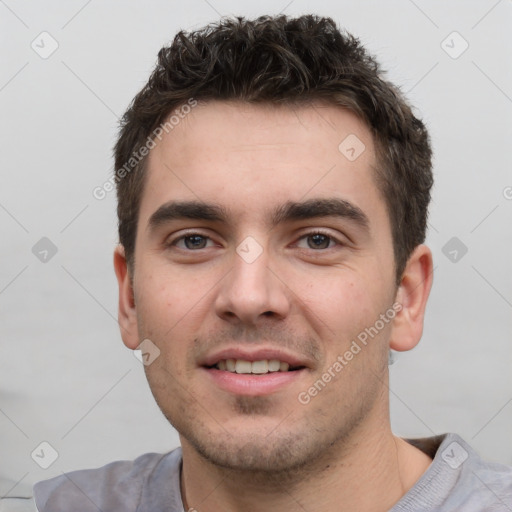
{"left": 128, "top": 101, "right": 398, "bottom": 472}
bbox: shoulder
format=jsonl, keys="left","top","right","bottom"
{"left": 456, "top": 436, "right": 512, "bottom": 510}
{"left": 395, "top": 433, "right": 512, "bottom": 511}
{"left": 33, "top": 447, "right": 182, "bottom": 512}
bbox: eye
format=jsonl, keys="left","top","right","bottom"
{"left": 172, "top": 234, "right": 215, "bottom": 250}
{"left": 296, "top": 232, "right": 339, "bottom": 250}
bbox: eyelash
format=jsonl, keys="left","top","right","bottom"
{"left": 167, "top": 230, "right": 342, "bottom": 251}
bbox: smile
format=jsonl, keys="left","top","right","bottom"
{"left": 212, "top": 359, "right": 303, "bottom": 374}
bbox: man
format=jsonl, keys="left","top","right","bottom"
{"left": 33, "top": 14, "right": 512, "bottom": 512}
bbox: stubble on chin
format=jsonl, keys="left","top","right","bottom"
{"left": 176, "top": 395, "right": 372, "bottom": 486}
{"left": 233, "top": 395, "right": 274, "bottom": 416}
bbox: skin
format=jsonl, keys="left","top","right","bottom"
{"left": 114, "top": 100, "right": 434, "bottom": 512}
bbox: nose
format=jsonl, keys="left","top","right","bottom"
{"left": 214, "top": 243, "right": 291, "bottom": 326}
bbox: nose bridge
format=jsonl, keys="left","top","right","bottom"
{"left": 215, "top": 238, "right": 289, "bottom": 322}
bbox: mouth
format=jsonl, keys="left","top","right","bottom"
{"left": 206, "top": 358, "right": 306, "bottom": 374}
{"left": 200, "top": 350, "right": 310, "bottom": 396}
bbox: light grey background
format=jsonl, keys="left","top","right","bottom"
{"left": 1, "top": 0, "right": 511, "bottom": 506}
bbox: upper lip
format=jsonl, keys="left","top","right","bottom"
{"left": 199, "top": 347, "right": 312, "bottom": 369}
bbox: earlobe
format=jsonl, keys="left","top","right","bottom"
{"left": 113, "top": 245, "right": 140, "bottom": 349}
{"left": 389, "top": 244, "right": 433, "bottom": 352}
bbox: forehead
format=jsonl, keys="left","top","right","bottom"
{"left": 138, "top": 100, "right": 383, "bottom": 228}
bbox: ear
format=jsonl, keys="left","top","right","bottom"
{"left": 389, "top": 244, "right": 433, "bottom": 352}
{"left": 113, "top": 244, "right": 140, "bottom": 350}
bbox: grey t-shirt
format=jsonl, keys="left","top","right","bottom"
{"left": 33, "top": 433, "right": 512, "bottom": 511}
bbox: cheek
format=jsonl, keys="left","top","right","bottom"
{"left": 296, "top": 269, "right": 394, "bottom": 374}
{"left": 134, "top": 266, "right": 213, "bottom": 366}
{"left": 136, "top": 264, "right": 202, "bottom": 323}
{"left": 297, "top": 272, "right": 375, "bottom": 334}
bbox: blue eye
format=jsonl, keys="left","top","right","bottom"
{"left": 168, "top": 231, "right": 340, "bottom": 252}
{"left": 173, "top": 234, "right": 213, "bottom": 250}
{"left": 308, "top": 233, "right": 331, "bottom": 249}
{"left": 296, "top": 232, "right": 338, "bottom": 250}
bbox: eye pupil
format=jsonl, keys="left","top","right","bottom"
{"left": 185, "top": 235, "right": 207, "bottom": 249}
{"left": 308, "top": 234, "right": 330, "bottom": 249}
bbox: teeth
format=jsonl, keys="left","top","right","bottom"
{"left": 235, "top": 360, "right": 252, "bottom": 374}
{"left": 251, "top": 360, "right": 268, "bottom": 374}
{"left": 214, "top": 359, "right": 295, "bottom": 374}
{"left": 268, "top": 359, "right": 280, "bottom": 371}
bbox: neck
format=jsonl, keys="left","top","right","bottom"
{"left": 179, "top": 416, "right": 432, "bottom": 512}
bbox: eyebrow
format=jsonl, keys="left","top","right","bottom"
{"left": 271, "top": 198, "right": 369, "bottom": 231}
{"left": 147, "top": 198, "right": 370, "bottom": 233}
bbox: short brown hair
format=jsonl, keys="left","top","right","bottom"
{"left": 114, "top": 14, "right": 433, "bottom": 284}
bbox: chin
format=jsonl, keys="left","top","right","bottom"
{"left": 186, "top": 427, "right": 319, "bottom": 474}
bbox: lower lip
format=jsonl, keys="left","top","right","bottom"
{"left": 202, "top": 367, "right": 305, "bottom": 396}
